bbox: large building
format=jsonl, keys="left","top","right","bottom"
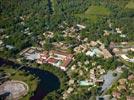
{"left": 37, "top": 50, "right": 73, "bottom": 71}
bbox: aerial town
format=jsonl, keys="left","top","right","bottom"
{"left": 0, "top": 0, "right": 134, "bottom": 100}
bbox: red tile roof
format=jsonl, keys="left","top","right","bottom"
{"left": 47, "top": 58, "right": 58, "bottom": 64}
{"left": 61, "top": 58, "right": 72, "bottom": 68}
{"left": 128, "top": 75, "right": 134, "bottom": 81}
{"left": 127, "top": 96, "right": 134, "bottom": 100}
{"left": 40, "top": 54, "right": 49, "bottom": 59}
{"left": 40, "top": 51, "right": 49, "bottom": 59}
{"left": 112, "top": 91, "right": 121, "bottom": 99}
{"left": 50, "top": 50, "right": 73, "bottom": 57}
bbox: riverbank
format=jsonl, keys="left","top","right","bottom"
{"left": 0, "top": 66, "right": 38, "bottom": 100}
{"left": 0, "top": 57, "right": 68, "bottom": 100}
{"left": 0, "top": 58, "right": 61, "bottom": 100}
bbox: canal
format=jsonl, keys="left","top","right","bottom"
{"left": 0, "top": 58, "right": 60, "bottom": 100}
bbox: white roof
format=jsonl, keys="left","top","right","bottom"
{"left": 26, "top": 53, "right": 40, "bottom": 60}
{"left": 130, "top": 48, "right": 134, "bottom": 52}
{"left": 76, "top": 24, "right": 86, "bottom": 29}
{"left": 86, "top": 51, "right": 95, "bottom": 56}
{"left": 121, "top": 54, "right": 129, "bottom": 60}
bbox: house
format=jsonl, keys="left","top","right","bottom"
{"left": 95, "top": 79, "right": 104, "bottom": 85}
{"left": 76, "top": 24, "right": 86, "bottom": 30}
{"left": 100, "top": 48, "right": 112, "bottom": 59}
{"left": 126, "top": 96, "right": 134, "bottom": 100}
{"left": 0, "top": 28, "right": 4, "bottom": 34}
{"left": 83, "top": 38, "right": 88, "bottom": 42}
{"left": 0, "top": 40, "right": 3, "bottom": 46}
{"left": 90, "top": 41, "right": 97, "bottom": 47}
{"left": 120, "top": 34, "right": 126, "bottom": 38}
{"left": 5, "top": 45, "right": 15, "bottom": 50}
{"left": 118, "top": 79, "right": 127, "bottom": 85}
{"left": 79, "top": 80, "right": 94, "bottom": 86}
{"left": 71, "top": 65, "right": 76, "bottom": 71}
{"left": 63, "top": 92, "right": 68, "bottom": 100}
{"left": 116, "top": 28, "right": 122, "bottom": 34}
{"left": 43, "top": 31, "right": 54, "bottom": 38}
{"left": 67, "top": 87, "right": 74, "bottom": 94}
{"left": 130, "top": 48, "right": 134, "bottom": 52}
{"left": 86, "top": 50, "right": 95, "bottom": 57}
{"left": 92, "top": 48, "right": 103, "bottom": 57}
{"left": 112, "top": 91, "right": 121, "bottom": 99}
{"left": 128, "top": 75, "right": 134, "bottom": 81}
{"left": 100, "top": 69, "right": 105, "bottom": 75}
{"left": 128, "top": 59, "right": 134, "bottom": 63}
{"left": 121, "top": 54, "right": 129, "bottom": 60}
{"left": 109, "top": 42, "right": 116, "bottom": 50}
{"left": 116, "top": 67, "right": 123, "bottom": 73}
{"left": 112, "top": 48, "right": 120, "bottom": 55}
{"left": 103, "top": 30, "right": 110, "bottom": 36}
{"left": 84, "top": 60, "right": 89, "bottom": 65}
{"left": 68, "top": 80, "right": 74, "bottom": 85}
{"left": 39, "top": 51, "right": 49, "bottom": 60}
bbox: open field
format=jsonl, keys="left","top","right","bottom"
{"left": 85, "top": 6, "right": 110, "bottom": 16}
{"left": 0, "top": 67, "right": 38, "bottom": 100}
{"left": 126, "top": 1, "right": 134, "bottom": 9}
{"left": 76, "top": 6, "right": 110, "bottom": 22}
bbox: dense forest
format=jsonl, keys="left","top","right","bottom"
{"left": 0, "top": 0, "right": 134, "bottom": 59}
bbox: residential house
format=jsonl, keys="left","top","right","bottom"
{"left": 43, "top": 31, "right": 54, "bottom": 38}
{"left": 76, "top": 24, "right": 86, "bottom": 30}
{"left": 118, "top": 79, "right": 127, "bottom": 85}
{"left": 112, "top": 91, "right": 121, "bottom": 99}
{"left": 128, "top": 75, "right": 134, "bottom": 81}
{"left": 126, "top": 96, "right": 134, "bottom": 100}
{"left": 116, "top": 28, "right": 122, "bottom": 34}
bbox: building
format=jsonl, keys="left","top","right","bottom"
{"left": 112, "top": 91, "right": 121, "bottom": 99}
{"left": 126, "top": 96, "right": 134, "bottom": 100}
{"left": 118, "top": 79, "right": 127, "bottom": 85}
{"left": 20, "top": 47, "right": 42, "bottom": 61}
{"left": 76, "top": 24, "right": 86, "bottom": 30}
{"left": 121, "top": 54, "right": 129, "bottom": 60}
{"left": 37, "top": 50, "right": 73, "bottom": 71}
{"left": 128, "top": 75, "right": 134, "bottom": 81}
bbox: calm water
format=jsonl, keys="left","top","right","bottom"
{"left": 0, "top": 58, "right": 60, "bottom": 100}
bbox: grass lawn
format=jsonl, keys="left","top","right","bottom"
{"left": 127, "top": 41, "right": 134, "bottom": 46}
{"left": 126, "top": 1, "right": 134, "bottom": 9}
{"left": 51, "top": 0, "right": 61, "bottom": 15}
{"left": 85, "top": 6, "right": 110, "bottom": 16}
{"left": 75, "top": 6, "right": 110, "bottom": 22}
{"left": 0, "top": 67, "right": 39, "bottom": 100}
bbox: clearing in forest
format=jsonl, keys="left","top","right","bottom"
{"left": 125, "top": 1, "right": 134, "bottom": 9}
{"left": 76, "top": 6, "right": 111, "bottom": 22}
